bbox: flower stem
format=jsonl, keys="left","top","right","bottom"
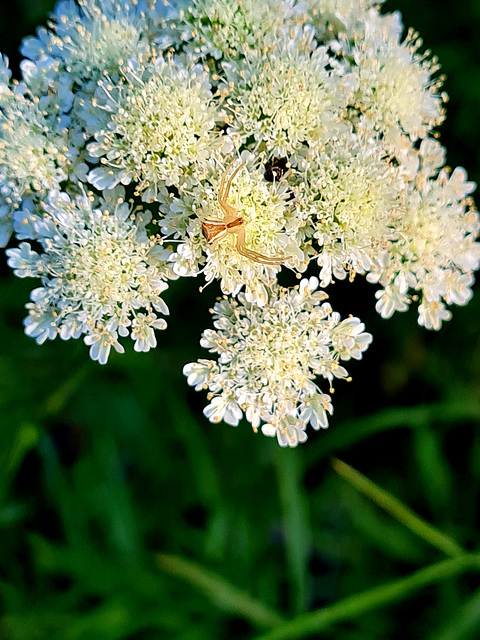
{"left": 255, "top": 555, "right": 480, "bottom": 640}
{"left": 332, "top": 458, "right": 464, "bottom": 557}
{"left": 156, "top": 554, "right": 284, "bottom": 629}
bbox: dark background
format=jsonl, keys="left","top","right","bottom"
{"left": 0, "top": 1, "right": 479, "bottom": 639}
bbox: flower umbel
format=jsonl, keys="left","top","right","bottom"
{"left": 1, "top": 0, "right": 479, "bottom": 446}
{"left": 184, "top": 278, "right": 372, "bottom": 447}
{"left": 87, "top": 58, "right": 220, "bottom": 198}
{"left": 6, "top": 190, "right": 171, "bottom": 364}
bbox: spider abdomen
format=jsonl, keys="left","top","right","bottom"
{"left": 202, "top": 215, "right": 243, "bottom": 244}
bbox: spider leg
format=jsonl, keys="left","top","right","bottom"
{"left": 209, "top": 234, "right": 225, "bottom": 250}
{"left": 218, "top": 162, "right": 245, "bottom": 222}
{"left": 202, "top": 216, "right": 227, "bottom": 225}
{"left": 218, "top": 200, "right": 240, "bottom": 222}
{"left": 243, "top": 248, "right": 285, "bottom": 265}
{"left": 235, "top": 226, "right": 285, "bottom": 265}
{"left": 223, "top": 162, "right": 245, "bottom": 202}
{"left": 218, "top": 159, "right": 236, "bottom": 202}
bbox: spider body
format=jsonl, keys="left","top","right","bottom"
{"left": 201, "top": 215, "right": 243, "bottom": 244}
{"left": 201, "top": 161, "right": 285, "bottom": 266}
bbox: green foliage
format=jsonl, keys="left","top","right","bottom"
{"left": 0, "top": 0, "right": 480, "bottom": 639}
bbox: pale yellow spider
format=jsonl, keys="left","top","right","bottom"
{"left": 201, "top": 161, "right": 285, "bottom": 265}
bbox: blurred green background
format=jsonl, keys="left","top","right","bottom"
{"left": 0, "top": 1, "right": 480, "bottom": 639}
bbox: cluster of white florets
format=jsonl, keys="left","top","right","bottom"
{"left": 167, "top": 156, "right": 305, "bottom": 300}
{"left": 87, "top": 58, "right": 221, "bottom": 197}
{"left": 294, "top": 132, "right": 402, "bottom": 286}
{"left": 157, "top": 0, "right": 302, "bottom": 59}
{"left": 367, "top": 144, "right": 480, "bottom": 328}
{"left": 0, "top": 0, "right": 478, "bottom": 445}
{"left": 0, "top": 56, "right": 71, "bottom": 246}
{"left": 6, "top": 189, "right": 171, "bottom": 363}
{"left": 184, "top": 277, "right": 372, "bottom": 446}
{"left": 221, "top": 40, "right": 351, "bottom": 157}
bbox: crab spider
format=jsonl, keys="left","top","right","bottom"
{"left": 201, "top": 161, "right": 285, "bottom": 266}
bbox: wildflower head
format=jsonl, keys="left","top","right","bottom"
{"left": 6, "top": 190, "right": 171, "bottom": 364}
{"left": 21, "top": 0, "right": 154, "bottom": 82}
{"left": 368, "top": 149, "right": 480, "bottom": 329}
{"left": 352, "top": 23, "right": 444, "bottom": 143}
{"left": 87, "top": 58, "right": 220, "bottom": 198}
{"left": 159, "top": 0, "right": 302, "bottom": 60}
{"left": 304, "top": 0, "right": 389, "bottom": 38}
{"left": 0, "top": 61, "right": 69, "bottom": 246}
{"left": 223, "top": 43, "right": 350, "bottom": 157}
{"left": 184, "top": 277, "right": 372, "bottom": 447}
{"left": 169, "top": 158, "right": 306, "bottom": 301}
{"left": 293, "top": 131, "right": 402, "bottom": 286}
{"left": 0, "top": 0, "right": 478, "bottom": 450}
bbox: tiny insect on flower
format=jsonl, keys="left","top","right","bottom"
{"left": 201, "top": 161, "right": 286, "bottom": 266}
{"left": 264, "top": 156, "right": 289, "bottom": 182}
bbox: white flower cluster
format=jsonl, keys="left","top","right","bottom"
{"left": 87, "top": 58, "right": 221, "bottom": 197}
{"left": 0, "top": 56, "right": 71, "bottom": 246}
{"left": 166, "top": 157, "right": 303, "bottom": 300}
{"left": 157, "top": 0, "right": 302, "bottom": 59}
{"left": 0, "top": 0, "right": 478, "bottom": 446}
{"left": 221, "top": 41, "right": 350, "bottom": 156}
{"left": 6, "top": 189, "right": 171, "bottom": 364}
{"left": 184, "top": 277, "right": 372, "bottom": 446}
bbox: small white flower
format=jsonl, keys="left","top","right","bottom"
{"left": 300, "top": 394, "right": 333, "bottom": 431}
{"left": 418, "top": 301, "right": 452, "bottom": 331}
{"left": 132, "top": 313, "right": 167, "bottom": 352}
{"left": 204, "top": 395, "right": 243, "bottom": 426}
{"left": 375, "top": 287, "right": 410, "bottom": 319}
{"left": 84, "top": 327, "right": 125, "bottom": 365}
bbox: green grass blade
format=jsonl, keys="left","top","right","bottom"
{"left": 427, "top": 587, "right": 480, "bottom": 640}
{"left": 255, "top": 555, "right": 480, "bottom": 640}
{"left": 5, "top": 423, "right": 39, "bottom": 474}
{"left": 332, "top": 458, "right": 464, "bottom": 557}
{"left": 162, "top": 380, "right": 222, "bottom": 508}
{"left": 274, "top": 448, "right": 310, "bottom": 615}
{"left": 413, "top": 425, "right": 453, "bottom": 512}
{"left": 0, "top": 421, "right": 40, "bottom": 504}
{"left": 156, "top": 554, "right": 285, "bottom": 629}
{"left": 41, "top": 364, "right": 89, "bottom": 418}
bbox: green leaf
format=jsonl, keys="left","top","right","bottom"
{"left": 156, "top": 553, "right": 285, "bottom": 629}
{"left": 255, "top": 555, "right": 480, "bottom": 640}
{"left": 332, "top": 459, "right": 464, "bottom": 557}
{"left": 274, "top": 447, "right": 310, "bottom": 614}
{"left": 427, "top": 587, "right": 480, "bottom": 640}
